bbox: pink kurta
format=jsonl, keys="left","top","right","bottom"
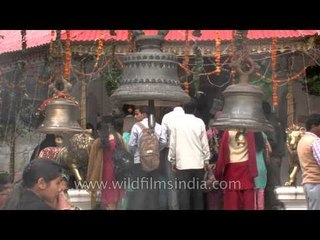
{"left": 101, "top": 139, "right": 124, "bottom": 205}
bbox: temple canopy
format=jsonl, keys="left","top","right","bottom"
{"left": 0, "top": 30, "right": 318, "bottom": 54}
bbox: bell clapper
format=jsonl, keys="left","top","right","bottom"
{"left": 235, "top": 128, "right": 247, "bottom": 146}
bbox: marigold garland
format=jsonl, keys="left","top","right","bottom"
{"left": 64, "top": 30, "right": 71, "bottom": 80}
{"left": 230, "top": 32, "right": 237, "bottom": 84}
{"left": 184, "top": 80, "right": 190, "bottom": 94}
{"left": 21, "top": 30, "right": 27, "bottom": 50}
{"left": 49, "top": 30, "right": 55, "bottom": 54}
{"left": 94, "top": 30, "right": 105, "bottom": 68}
{"left": 272, "top": 37, "right": 278, "bottom": 107}
{"left": 215, "top": 31, "right": 221, "bottom": 73}
{"left": 182, "top": 30, "right": 190, "bottom": 94}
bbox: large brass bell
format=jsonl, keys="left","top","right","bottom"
{"left": 38, "top": 97, "right": 83, "bottom": 134}
{"left": 212, "top": 84, "right": 273, "bottom": 132}
{"left": 212, "top": 57, "right": 273, "bottom": 133}
{"left": 111, "top": 31, "right": 190, "bottom": 106}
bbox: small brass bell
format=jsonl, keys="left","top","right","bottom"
{"left": 38, "top": 97, "right": 83, "bottom": 134}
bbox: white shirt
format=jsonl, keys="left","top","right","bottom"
{"left": 168, "top": 113, "right": 210, "bottom": 170}
{"left": 161, "top": 106, "right": 185, "bottom": 146}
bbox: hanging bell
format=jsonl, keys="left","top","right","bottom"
{"left": 212, "top": 56, "right": 273, "bottom": 132}
{"left": 111, "top": 32, "right": 190, "bottom": 106}
{"left": 212, "top": 84, "right": 273, "bottom": 132}
{"left": 38, "top": 97, "right": 83, "bottom": 134}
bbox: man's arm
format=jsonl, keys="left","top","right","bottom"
{"left": 128, "top": 125, "right": 139, "bottom": 154}
{"left": 168, "top": 126, "right": 176, "bottom": 164}
{"left": 158, "top": 125, "right": 167, "bottom": 151}
{"left": 312, "top": 138, "right": 320, "bottom": 166}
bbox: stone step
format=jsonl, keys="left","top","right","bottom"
{"left": 274, "top": 186, "right": 307, "bottom": 210}
{"left": 68, "top": 190, "right": 101, "bottom": 210}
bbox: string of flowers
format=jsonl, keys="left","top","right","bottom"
{"left": 183, "top": 30, "right": 190, "bottom": 94}
{"left": 178, "top": 56, "right": 230, "bottom": 77}
{"left": 94, "top": 30, "right": 105, "bottom": 68}
{"left": 63, "top": 30, "right": 71, "bottom": 80}
{"left": 271, "top": 36, "right": 278, "bottom": 107}
{"left": 230, "top": 32, "right": 236, "bottom": 84}
{"left": 255, "top": 66, "right": 307, "bottom": 83}
{"left": 215, "top": 31, "right": 221, "bottom": 74}
{"left": 36, "top": 75, "right": 55, "bottom": 85}
{"left": 127, "top": 30, "right": 134, "bottom": 53}
{"left": 21, "top": 30, "right": 27, "bottom": 50}
{"left": 72, "top": 58, "right": 112, "bottom": 77}
{"left": 49, "top": 30, "right": 55, "bottom": 54}
{"left": 0, "top": 68, "right": 2, "bottom": 108}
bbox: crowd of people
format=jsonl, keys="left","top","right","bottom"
{"left": 1, "top": 99, "right": 320, "bottom": 210}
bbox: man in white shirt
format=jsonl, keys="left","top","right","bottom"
{"left": 168, "top": 99, "right": 210, "bottom": 210}
{"left": 161, "top": 106, "right": 185, "bottom": 210}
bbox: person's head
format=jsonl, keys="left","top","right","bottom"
{"left": 86, "top": 122, "right": 94, "bottom": 132}
{"left": 183, "top": 98, "right": 198, "bottom": 114}
{"left": 22, "top": 158, "right": 63, "bottom": 204}
{"left": 41, "top": 134, "right": 57, "bottom": 148}
{"left": 134, "top": 106, "right": 148, "bottom": 122}
{"left": 112, "top": 117, "right": 124, "bottom": 134}
{"left": 0, "top": 172, "right": 12, "bottom": 208}
{"left": 262, "top": 101, "right": 272, "bottom": 117}
{"left": 305, "top": 113, "right": 320, "bottom": 136}
{"left": 123, "top": 104, "right": 135, "bottom": 115}
{"left": 96, "top": 121, "right": 111, "bottom": 149}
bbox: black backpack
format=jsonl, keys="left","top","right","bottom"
{"left": 113, "top": 134, "right": 134, "bottom": 182}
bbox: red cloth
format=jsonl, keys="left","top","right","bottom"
{"left": 39, "top": 147, "right": 62, "bottom": 160}
{"left": 215, "top": 131, "right": 257, "bottom": 181}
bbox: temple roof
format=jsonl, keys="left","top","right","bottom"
{"left": 0, "top": 30, "right": 318, "bottom": 54}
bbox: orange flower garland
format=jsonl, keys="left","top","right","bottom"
{"left": 64, "top": 30, "right": 71, "bottom": 80}
{"left": 271, "top": 37, "right": 278, "bottom": 107}
{"left": 94, "top": 30, "right": 105, "bottom": 68}
{"left": 215, "top": 31, "right": 221, "bottom": 73}
{"left": 182, "top": 30, "right": 190, "bottom": 94}
{"left": 49, "top": 30, "right": 55, "bottom": 54}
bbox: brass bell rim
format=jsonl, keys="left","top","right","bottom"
{"left": 38, "top": 127, "right": 84, "bottom": 134}
{"left": 212, "top": 122, "right": 274, "bottom": 132}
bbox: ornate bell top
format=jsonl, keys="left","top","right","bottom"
{"left": 136, "top": 35, "right": 164, "bottom": 53}
{"left": 111, "top": 32, "right": 190, "bottom": 107}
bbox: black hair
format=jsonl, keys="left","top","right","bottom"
{"left": 22, "top": 158, "right": 63, "bottom": 188}
{"left": 86, "top": 122, "right": 94, "bottom": 131}
{"left": 30, "top": 134, "right": 57, "bottom": 161}
{"left": 136, "top": 106, "right": 149, "bottom": 115}
{"left": 254, "top": 132, "right": 265, "bottom": 152}
{"left": 122, "top": 104, "right": 135, "bottom": 115}
{"left": 112, "top": 117, "right": 124, "bottom": 134}
{"left": 305, "top": 113, "right": 320, "bottom": 131}
{"left": 262, "top": 101, "right": 272, "bottom": 116}
{"left": 96, "top": 121, "right": 111, "bottom": 149}
{"left": 183, "top": 98, "right": 198, "bottom": 114}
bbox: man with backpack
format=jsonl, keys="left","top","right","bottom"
{"left": 127, "top": 106, "right": 167, "bottom": 210}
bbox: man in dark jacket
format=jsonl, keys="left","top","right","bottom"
{"left": 262, "top": 101, "right": 286, "bottom": 210}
